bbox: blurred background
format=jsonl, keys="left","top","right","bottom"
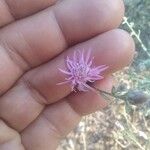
{"left": 58, "top": 0, "right": 150, "bottom": 149}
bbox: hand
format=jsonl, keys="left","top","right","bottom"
{"left": 0, "top": 0, "right": 135, "bottom": 149}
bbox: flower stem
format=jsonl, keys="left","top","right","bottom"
{"left": 93, "top": 87, "right": 122, "bottom": 101}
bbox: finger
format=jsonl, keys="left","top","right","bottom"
{"left": 0, "top": 1, "right": 14, "bottom": 27}
{"left": 0, "top": 29, "right": 135, "bottom": 131}
{"left": 0, "top": 120, "right": 24, "bottom": 150}
{"left": 0, "top": 82, "right": 44, "bottom": 131}
{"left": 22, "top": 29, "right": 135, "bottom": 104}
{"left": 54, "top": 0, "right": 124, "bottom": 44}
{"left": 67, "top": 76, "right": 114, "bottom": 115}
{"left": 21, "top": 76, "right": 113, "bottom": 150}
{"left": 0, "top": 0, "right": 58, "bottom": 27}
{"left": 0, "top": 0, "right": 124, "bottom": 94}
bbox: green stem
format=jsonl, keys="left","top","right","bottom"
{"left": 123, "top": 17, "right": 150, "bottom": 57}
{"left": 94, "top": 87, "right": 118, "bottom": 99}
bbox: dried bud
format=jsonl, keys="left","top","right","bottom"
{"left": 126, "top": 90, "right": 149, "bottom": 105}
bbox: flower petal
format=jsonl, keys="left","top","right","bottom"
{"left": 85, "top": 48, "right": 92, "bottom": 63}
{"left": 59, "top": 68, "right": 72, "bottom": 75}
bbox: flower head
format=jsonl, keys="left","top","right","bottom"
{"left": 58, "top": 49, "right": 108, "bottom": 92}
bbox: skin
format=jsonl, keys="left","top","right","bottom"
{"left": 0, "top": 0, "right": 135, "bottom": 149}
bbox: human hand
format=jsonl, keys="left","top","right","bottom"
{"left": 0, "top": 0, "right": 135, "bottom": 149}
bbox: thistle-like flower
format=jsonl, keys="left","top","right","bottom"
{"left": 58, "top": 50, "right": 108, "bottom": 92}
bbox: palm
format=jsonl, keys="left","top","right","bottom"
{"left": 0, "top": 0, "right": 134, "bottom": 149}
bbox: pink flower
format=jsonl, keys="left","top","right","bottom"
{"left": 58, "top": 50, "right": 108, "bottom": 92}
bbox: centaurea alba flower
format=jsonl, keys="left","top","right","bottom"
{"left": 58, "top": 50, "right": 108, "bottom": 92}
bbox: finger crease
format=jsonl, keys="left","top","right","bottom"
{"left": 52, "top": 9, "right": 68, "bottom": 46}
{"left": 66, "top": 99, "right": 82, "bottom": 117}
{"left": 0, "top": 119, "right": 21, "bottom": 144}
{"left": 1, "top": 39, "right": 31, "bottom": 72}
{"left": 42, "top": 113, "right": 62, "bottom": 139}
{"left": 21, "top": 77, "right": 49, "bottom": 105}
{"left": 3, "top": 0, "right": 16, "bottom": 20}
